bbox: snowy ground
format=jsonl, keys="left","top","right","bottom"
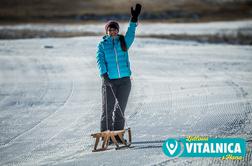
{"left": 0, "top": 36, "right": 252, "bottom": 165}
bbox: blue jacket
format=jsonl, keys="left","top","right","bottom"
{"left": 96, "top": 21, "right": 137, "bottom": 79}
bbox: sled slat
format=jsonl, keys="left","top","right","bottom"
{"left": 128, "top": 128, "right": 132, "bottom": 144}
{"left": 118, "top": 133, "right": 126, "bottom": 145}
{"left": 110, "top": 134, "right": 119, "bottom": 148}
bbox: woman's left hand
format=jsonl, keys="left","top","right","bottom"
{"left": 131, "top": 3, "right": 142, "bottom": 22}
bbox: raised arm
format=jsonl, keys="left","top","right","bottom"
{"left": 125, "top": 4, "right": 142, "bottom": 49}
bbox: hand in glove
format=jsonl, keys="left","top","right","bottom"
{"left": 102, "top": 73, "right": 111, "bottom": 87}
{"left": 131, "top": 3, "right": 142, "bottom": 22}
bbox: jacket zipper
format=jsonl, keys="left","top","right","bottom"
{"left": 113, "top": 38, "right": 121, "bottom": 78}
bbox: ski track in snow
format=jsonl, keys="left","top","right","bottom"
{"left": 0, "top": 58, "right": 52, "bottom": 146}
{"left": 0, "top": 36, "right": 251, "bottom": 166}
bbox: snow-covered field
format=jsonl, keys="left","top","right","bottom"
{"left": 0, "top": 33, "right": 252, "bottom": 165}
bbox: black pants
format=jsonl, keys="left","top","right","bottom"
{"left": 100, "top": 77, "right": 131, "bottom": 132}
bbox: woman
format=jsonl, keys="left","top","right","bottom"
{"left": 96, "top": 4, "right": 142, "bottom": 141}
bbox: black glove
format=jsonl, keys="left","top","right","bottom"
{"left": 102, "top": 73, "right": 111, "bottom": 86}
{"left": 131, "top": 3, "right": 142, "bottom": 22}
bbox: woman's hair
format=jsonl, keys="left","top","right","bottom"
{"left": 119, "top": 35, "right": 127, "bottom": 52}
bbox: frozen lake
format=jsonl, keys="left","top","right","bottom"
{"left": 1, "top": 20, "right": 252, "bottom": 36}
{"left": 1, "top": 20, "right": 252, "bottom": 45}
{"left": 0, "top": 36, "right": 251, "bottom": 165}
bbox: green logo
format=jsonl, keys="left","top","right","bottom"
{"left": 162, "top": 136, "right": 246, "bottom": 160}
{"left": 162, "top": 138, "right": 181, "bottom": 157}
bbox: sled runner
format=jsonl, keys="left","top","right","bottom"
{"left": 91, "top": 128, "right": 132, "bottom": 152}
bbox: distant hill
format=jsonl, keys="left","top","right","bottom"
{"left": 0, "top": 0, "right": 251, "bottom": 22}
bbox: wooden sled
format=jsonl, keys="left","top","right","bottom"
{"left": 91, "top": 128, "right": 132, "bottom": 152}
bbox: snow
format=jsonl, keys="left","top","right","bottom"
{"left": 0, "top": 24, "right": 252, "bottom": 165}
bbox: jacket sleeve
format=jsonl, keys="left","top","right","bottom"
{"left": 125, "top": 21, "right": 138, "bottom": 49}
{"left": 96, "top": 42, "right": 107, "bottom": 76}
